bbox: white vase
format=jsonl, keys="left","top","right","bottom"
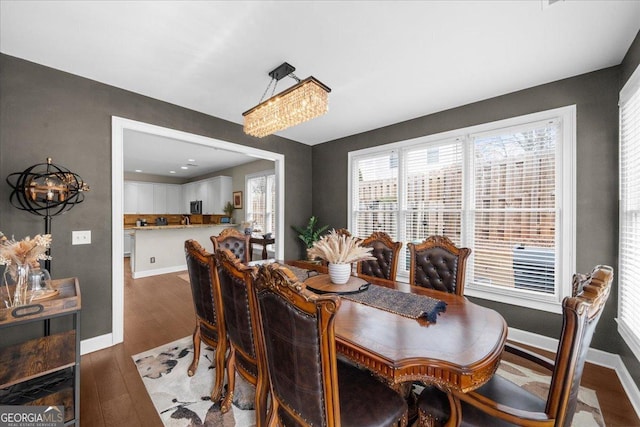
{"left": 328, "top": 263, "right": 351, "bottom": 285}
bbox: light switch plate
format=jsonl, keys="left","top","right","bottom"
{"left": 72, "top": 230, "right": 91, "bottom": 245}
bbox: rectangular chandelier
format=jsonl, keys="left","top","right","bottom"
{"left": 243, "top": 63, "right": 331, "bottom": 138}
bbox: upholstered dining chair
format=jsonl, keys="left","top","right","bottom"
{"left": 416, "top": 264, "right": 614, "bottom": 427}
{"left": 251, "top": 262, "right": 408, "bottom": 427}
{"left": 407, "top": 235, "right": 471, "bottom": 296}
{"left": 211, "top": 228, "right": 251, "bottom": 264}
{"left": 214, "top": 248, "right": 268, "bottom": 427}
{"left": 357, "top": 231, "right": 403, "bottom": 282}
{"left": 183, "top": 239, "right": 227, "bottom": 402}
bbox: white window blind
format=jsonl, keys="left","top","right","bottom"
{"left": 404, "top": 140, "right": 463, "bottom": 244}
{"left": 468, "top": 121, "right": 558, "bottom": 294}
{"left": 348, "top": 107, "right": 574, "bottom": 311}
{"left": 352, "top": 151, "right": 399, "bottom": 239}
{"left": 619, "top": 66, "right": 640, "bottom": 360}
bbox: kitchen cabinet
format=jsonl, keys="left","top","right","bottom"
{"left": 123, "top": 181, "right": 154, "bottom": 214}
{"left": 137, "top": 183, "right": 154, "bottom": 213}
{"left": 182, "top": 182, "right": 196, "bottom": 213}
{"left": 124, "top": 181, "right": 138, "bottom": 214}
{"left": 124, "top": 230, "right": 133, "bottom": 256}
{"left": 0, "top": 277, "right": 81, "bottom": 425}
{"left": 153, "top": 184, "right": 167, "bottom": 213}
{"left": 166, "top": 185, "right": 182, "bottom": 214}
{"left": 125, "top": 181, "right": 182, "bottom": 214}
{"left": 125, "top": 178, "right": 230, "bottom": 215}
{"left": 181, "top": 176, "right": 231, "bottom": 214}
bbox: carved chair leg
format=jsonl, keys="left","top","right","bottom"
{"left": 221, "top": 346, "right": 237, "bottom": 413}
{"left": 210, "top": 339, "right": 227, "bottom": 403}
{"left": 254, "top": 372, "right": 269, "bottom": 427}
{"left": 188, "top": 326, "right": 200, "bottom": 377}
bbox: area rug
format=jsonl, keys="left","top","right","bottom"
{"left": 133, "top": 336, "right": 604, "bottom": 427}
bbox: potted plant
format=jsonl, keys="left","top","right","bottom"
{"left": 307, "top": 229, "right": 375, "bottom": 284}
{"left": 291, "top": 216, "right": 329, "bottom": 259}
{"left": 223, "top": 201, "right": 234, "bottom": 222}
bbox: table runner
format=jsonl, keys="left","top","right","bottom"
{"left": 342, "top": 285, "right": 446, "bottom": 323}
{"left": 282, "top": 264, "right": 446, "bottom": 322}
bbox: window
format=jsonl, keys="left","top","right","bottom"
{"left": 246, "top": 171, "right": 275, "bottom": 235}
{"left": 619, "top": 65, "right": 640, "bottom": 361}
{"left": 349, "top": 107, "right": 575, "bottom": 312}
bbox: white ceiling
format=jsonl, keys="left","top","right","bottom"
{"left": 123, "top": 129, "right": 260, "bottom": 179}
{"left": 1, "top": 0, "right": 639, "bottom": 174}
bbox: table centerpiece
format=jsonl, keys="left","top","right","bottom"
{"left": 307, "top": 229, "right": 375, "bottom": 284}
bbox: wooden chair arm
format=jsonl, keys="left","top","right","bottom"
{"left": 456, "top": 390, "right": 555, "bottom": 427}
{"left": 504, "top": 343, "right": 555, "bottom": 372}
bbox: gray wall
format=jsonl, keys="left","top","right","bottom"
{"left": 216, "top": 159, "right": 276, "bottom": 224}
{"left": 312, "top": 65, "right": 638, "bottom": 385}
{"left": 0, "top": 54, "right": 312, "bottom": 340}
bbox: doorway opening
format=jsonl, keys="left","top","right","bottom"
{"left": 111, "top": 117, "right": 285, "bottom": 346}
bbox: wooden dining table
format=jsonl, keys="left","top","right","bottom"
{"left": 287, "top": 260, "right": 508, "bottom": 426}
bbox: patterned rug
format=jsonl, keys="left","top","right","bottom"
{"left": 133, "top": 336, "right": 604, "bottom": 427}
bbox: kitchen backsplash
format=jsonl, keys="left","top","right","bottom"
{"left": 123, "top": 213, "right": 229, "bottom": 227}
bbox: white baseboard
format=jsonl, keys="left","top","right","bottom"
{"left": 132, "top": 264, "right": 187, "bottom": 279}
{"left": 80, "top": 332, "right": 114, "bottom": 355}
{"left": 509, "top": 327, "right": 640, "bottom": 419}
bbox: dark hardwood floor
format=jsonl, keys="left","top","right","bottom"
{"left": 80, "top": 258, "right": 640, "bottom": 426}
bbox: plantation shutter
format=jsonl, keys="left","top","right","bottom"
{"left": 619, "top": 68, "right": 640, "bottom": 355}
{"left": 468, "top": 120, "right": 558, "bottom": 293}
{"left": 352, "top": 151, "right": 399, "bottom": 239}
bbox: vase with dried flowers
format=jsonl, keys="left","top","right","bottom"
{"left": 0, "top": 232, "right": 52, "bottom": 307}
{"left": 306, "top": 229, "right": 376, "bottom": 284}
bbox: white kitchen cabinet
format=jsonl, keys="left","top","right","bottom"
{"left": 124, "top": 230, "right": 133, "bottom": 256}
{"left": 137, "top": 183, "right": 154, "bottom": 213}
{"left": 166, "top": 184, "right": 182, "bottom": 214}
{"left": 124, "top": 181, "right": 154, "bottom": 213}
{"left": 153, "top": 184, "right": 167, "bottom": 213}
{"left": 195, "top": 181, "right": 208, "bottom": 211}
{"left": 180, "top": 176, "right": 231, "bottom": 214}
{"left": 124, "top": 181, "right": 138, "bottom": 214}
{"left": 182, "top": 182, "right": 196, "bottom": 212}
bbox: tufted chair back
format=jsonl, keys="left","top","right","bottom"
{"left": 252, "top": 263, "right": 408, "bottom": 427}
{"left": 183, "top": 239, "right": 227, "bottom": 402}
{"left": 407, "top": 235, "right": 471, "bottom": 295}
{"left": 214, "top": 248, "right": 268, "bottom": 426}
{"left": 357, "top": 231, "right": 402, "bottom": 282}
{"left": 211, "top": 228, "right": 250, "bottom": 264}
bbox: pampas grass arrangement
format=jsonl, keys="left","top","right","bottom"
{"left": 307, "top": 229, "right": 375, "bottom": 264}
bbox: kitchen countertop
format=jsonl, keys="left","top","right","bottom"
{"left": 126, "top": 224, "right": 237, "bottom": 231}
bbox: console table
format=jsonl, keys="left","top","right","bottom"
{"left": 0, "top": 277, "right": 81, "bottom": 426}
{"left": 250, "top": 235, "right": 275, "bottom": 260}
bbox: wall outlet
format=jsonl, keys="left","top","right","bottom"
{"left": 150, "top": 257, "right": 155, "bottom": 263}
{"left": 72, "top": 230, "right": 91, "bottom": 245}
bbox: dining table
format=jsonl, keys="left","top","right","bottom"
{"left": 286, "top": 260, "right": 508, "bottom": 427}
